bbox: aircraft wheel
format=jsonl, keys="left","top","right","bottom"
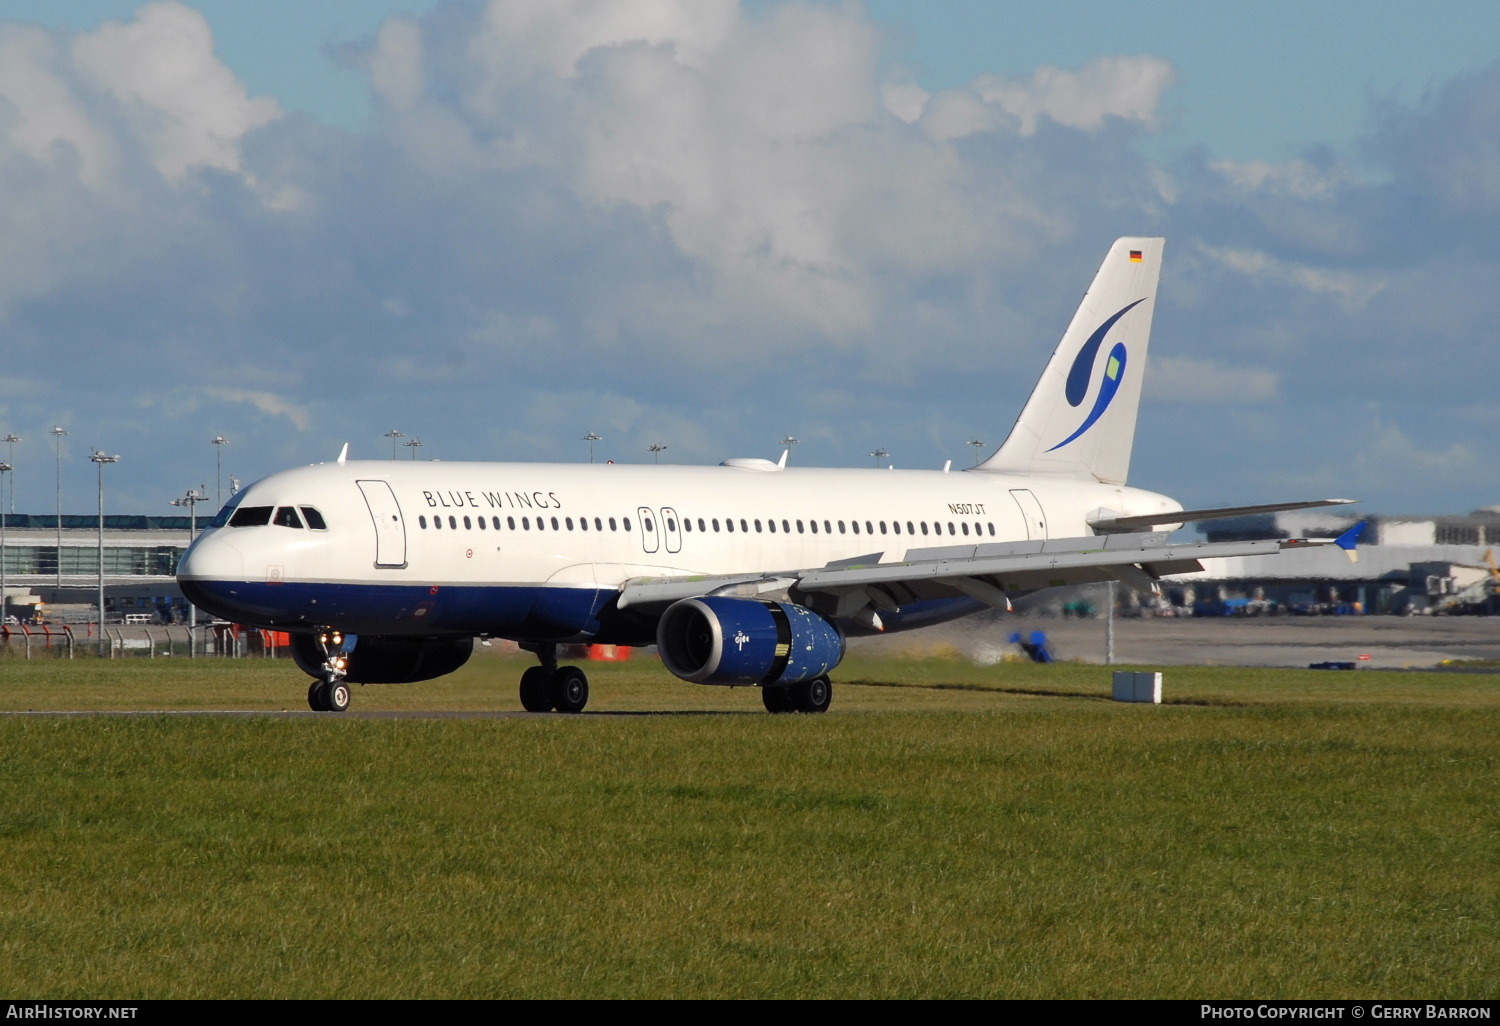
{"left": 791, "top": 675, "right": 833, "bottom": 714}
{"left": 761, "top": 685, "right": 796, "bottom": 713}
{"left": 323, "top": 680, "right": 351, "bottom": 713}
{"left": 519, "top": 666, "right": 554, "bottom": 712}
{"left": 551, "top": 666, "right": 589, "bottom": 714}
{"left": 307, "top": 681, "right": 328, "bottom": 712}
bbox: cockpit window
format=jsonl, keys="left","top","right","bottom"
{"left": 301, "top": 507, "right": 327, "bottom": 530}
{"left": 273, "top": 507, "right": 304, "bottom": 529}
{"left": 229, "top": 506, "right": 273, "bottom": 528}
{"left": 207, "top": 490, "right": 249, "bottom": 530}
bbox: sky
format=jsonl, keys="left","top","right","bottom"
{"left": 0, "top": 0, "right": 1498, "bottom": 519}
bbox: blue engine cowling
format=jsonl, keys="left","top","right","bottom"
{"left": 657, "top": 596, "right": 845, "bottom": 686}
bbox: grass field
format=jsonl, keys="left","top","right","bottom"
{"left": 0, "top": 651, "right": 1494, "bottom": 998}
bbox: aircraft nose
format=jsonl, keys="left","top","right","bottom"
{"left": 176, "top": 531, "right": 250, "bottom": 622}
{"left": 177, "top": 530, "right": 245, "bottom": 581}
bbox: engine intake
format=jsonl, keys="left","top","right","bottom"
{"left": 657, "top": 596, "right": 844, "bottom": 686}
{"left": 291, "top": 634, "right": 473, "bottom": 684}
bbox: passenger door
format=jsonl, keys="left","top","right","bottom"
{"left": 357, "top": 480, "right": 408, "bottom": 568}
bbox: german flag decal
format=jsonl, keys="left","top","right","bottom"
{"left": 1129, "top": 250, "right": 1143, "bottom": 262}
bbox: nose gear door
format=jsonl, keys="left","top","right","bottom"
{"left": 357, "top": 479, "right": 408, "bottom": 568}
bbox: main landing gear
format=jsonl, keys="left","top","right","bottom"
{"left": 761, "top": 675, "right": 833, "bottom": 714}
{"left": 307, "top": 630, "right": 352, "bottom": 713}
{"left": 518, "top": 643, "right": 590, "bottom": 713}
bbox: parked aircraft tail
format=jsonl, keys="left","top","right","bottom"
{"left": 975, "top": 237, "right": 1164, "bottom": 485}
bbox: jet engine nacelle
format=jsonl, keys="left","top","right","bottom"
{"left": 290, "top": 633, "right": 473, "bottom": 684}
{"left": 657, "top": 596, "right": 844, "bottom": 686}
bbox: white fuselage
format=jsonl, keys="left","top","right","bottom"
{"left": 176, "top": 458, "right": 1181, "bottom": 643}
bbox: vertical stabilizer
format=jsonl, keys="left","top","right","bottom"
{"left": 975, "top": 237, "right": 1163, "bottom": 485}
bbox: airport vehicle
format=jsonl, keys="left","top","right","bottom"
{"left": 176, "top": 238, "right": 1360, "bottom": 713}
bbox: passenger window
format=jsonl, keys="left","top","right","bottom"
{"left": 300, "top": 506, "right": 328, "bottom": 530}
{"left": 537, "top": 517, "right": 546, "bottom": 531}
{"left": 566, "top": 517, "right": 574, "bottom": 530}
{"left": 507, "top": 517, "right": 516, "bottom": 530}
{"left": 767, "top": 520, "right": 776, "bottom": 533}
{"left": 961, "top": 523, "right": 970, "bottom": 536}
{"left": 478, "top": 517, "right": 486, "bottom": 530}
{"left": 273, "top": 507, "right": 303, "bottom": 529}
{"left": 609, "top": 517, "right": 617, "bottom": 530}
{"left": 726, "top": 519, "right": 734, "bottom": 533}
{"left": 551, "top": 517, "right": 559, "bottom": 530}
{"left": 866, "top": 521, "right": 874, "bottom": 534}
{"left": 782, "top": 519, "right": 790, "bottom": 533}
{"left": 824, "top": 521, "right": 832, "bottom": 533}
{"left": 797, "top": 520, "right": 805, "bottom": 534}
{"left": 947, "top": 523, "right": 955, "bottom": 535}
{"left": 419, "top": 516, "right": 427, "bottom": 529}
{"left": 229, "top": 506, "right": 273, "bottom": 528}
{"left": 697, "top": 518, "right": 706, "bottom": 532}
{"left": 579, "top": 517, "right": 587, "bottom": 531}
{"left": 644, "top": 518, "right": 654, "bottom": 532}
{"left": 667, "top": 518, "right": 676, "bottom": 532}
{"left": 920, "top": 522, "right": 929, "bottom": 535}
{"left": 838, "top": 521, "right": 846, "bottom": 534}
{"left": 754, "top": 519, "right": 762, "bottom": 533}
{"left": 739, "top": 519, "right": 748, "bottom": 532}
{"left": 449, "top": 516, "right": 457, "bottom": 529}
{"left": 595, "top": 518, "right": 603, "bottom": 530}
{"left": 463, "top": 516, "right": 472, "bottom": 529}
{"left": 435, "top": 516, "right": 443, "bottom": 530}
{"left": 907, "top": 521, "right": 915, "bottom": 535}
{"left": 623, "top": 518, "right": 632, "bottom": 531}
{"left": 522, "top": 517, "right": 530, "bottom": 530}
{"left": 493, "top": 517, "right": 501, "bottom": 530}
{"left": 810, "top": 520, "right": 818, "bottom": 534}
{"left": 851, "top": 521, "right": 859, "bottom": 535}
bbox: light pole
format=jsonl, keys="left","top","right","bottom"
{"left": 0, "top": 461, "right": 10, "bottom": 627}
{"left": 170, "top": 487, "right": 207, "bottom": 655}
{"left": 404, "top": 437, "right": 423, "bottom": 460}
{"left": 91, "top": 450, "right": 119, "bottom": 656}
{"left": 781, "top": 435, "right": 799, "bottom": 464}
{"left": 648, "top": 443, "right": 666, "bottom": 464}
{"left": 968, "top": 437, "right": 987, "bottom": 467}
{"left": 583, "top": 432, "right": 602, "bottom": 463}
{"left": 52, "top": 426, "right": 67, "bottom": 597}
{"left": 384, "top": 429, "right": 404, "bottom": 460}
{"left": 1, "top": 434, "right": 17, "bottom": 514}
{"left": 870, "top": 447, "right": 889, "bottom": 468}
{"left": 211, "top": 435, "right": 228, "bottom": 508}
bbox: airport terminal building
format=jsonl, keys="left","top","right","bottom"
{"left": 0, "top": 514, "right": 194, "bottom": 623}
{"left": 1168, "top": 507, "right": 1500, "bottom": 614}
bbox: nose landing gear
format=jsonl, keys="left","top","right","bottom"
{"left": 518, "top": 643, "right": 590, "bottom": 713}
{"left": 307, "top": 630, "right": 353, "bottom": 712}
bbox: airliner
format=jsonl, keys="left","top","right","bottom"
{"left": 176, "top": 238, "right": 1360, "bottom": 713}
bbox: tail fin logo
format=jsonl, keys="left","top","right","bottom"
{"left": 1048, "top": 297, "right": 1146, "bottom": 452}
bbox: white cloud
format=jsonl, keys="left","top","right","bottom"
{"left": 918, "top": 55, "right": 1175, "bottom": 140}
{"left": 1198, "top": 244, "right": 1387, "bottom": 309}
{"left": 1148, "top": 357, "right": 1279, "bottom": 405}
{"left": 204, "top": 389, "right": 312, "bottom": 432}
{"left": 70, "top": 1, "right": 280, "bottom": 180}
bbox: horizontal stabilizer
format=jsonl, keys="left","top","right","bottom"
{"left": 1334, "top": 520, "right": 1368, "bottom": 562}
{"left": 1090, "top": 498, "right": 1356, "bottom": 533}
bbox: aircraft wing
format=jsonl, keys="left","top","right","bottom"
{"left": 1089, "top": 497, "right": 1356, "bottom": 532}
{"left": 616, "top": 523, "right": 1366, "bottom": 621}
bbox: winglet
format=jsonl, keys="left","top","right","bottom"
{"left": 778, "top": 448, "right": 789, "bottom": 469}
{"left": 1334, "top": 520, "right": 1368, "bottom": 563}
{"left": 337, "top": 443, "right": 349, "bottom": 466}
